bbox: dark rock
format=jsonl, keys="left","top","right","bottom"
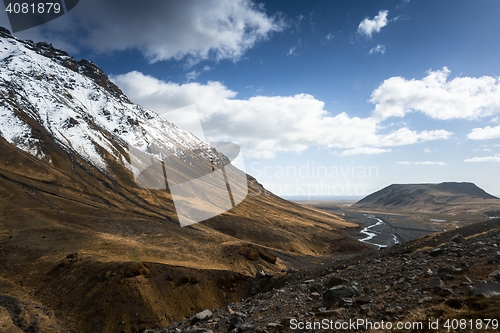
{"left": 423, "top": 277, "right": 444, "bottom": 291}
{"left": 185, "top": 328, "right": 214, "bottom": 333}
{"left": 65, "top": 253, "right": 79, "bottom": 259}
{"left": 470, "top": 281, "right": 500, "bottom": 298}
{"left": 228, "top": 312, "right": 246, "bottom": 331}
{"left": 238, "top": 324, "right": 255, "bottom": 332}
{"left": 309, "top": 283, "right": 324, "bottom": 293}
{"left": 471, "top": 248, "right": 490, "bottom": 256}
{"left": 315, "top": 309, "right": 342, "bottom": 317}
{"left": 324, "top": 276, "right": 348, "bottom": 289}
{"left": 437, "top": 267, "right": 453, "bottom": 279}
{"left": 450, "top": 234, "right": 465, "bottom": 243}
{"left": 323, "top": 285, "right": 357, "bottom": 307}
{"left": 418, "top": 296, "right": 432, "bottom": 303}
{"left": 489, "top": 270, "right": 500, "bottom": 280}
{"left": 430, "top": 248, "right": 444, "bottom": 257}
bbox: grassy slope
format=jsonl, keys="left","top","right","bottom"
{"left": 0, "top": 136, "right": 370, "bottom": 332}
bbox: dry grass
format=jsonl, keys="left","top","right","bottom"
{"left": 0, "top": 137, "right": 371, "bottom": 332}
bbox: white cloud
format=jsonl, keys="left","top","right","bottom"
{"left": 358, "top": 10, "right": 389, "bottom": 37}
{"left": 185, "top": 66, "right": 211, "bottom": 81}
{"left": 186, "top": 70, "right": 200, "bottom": 82}
{"left": 287, "top": 46, "right": 297, "bottom": 56}
{"left": 112, "top": 71, "right": 453, "bottom": 158}
{"left": 371, "top": 67, "right": 500, "bottom": 121}
{"left": 13, "top": 0, "right": 285, "bottom": 64}
{"left": 339, "top": 147, "right": 391, "bottom": 156}
{"left": 322, "top": 32, "right": 335, "bottom": 44}
{"left": 377, "top": 128, "right": 452, "bottom": 146}
{"left": 467, "top": 125, "right": 500, "bottom": 140}
{"left": 465, "top": 154, "right": 500, "bottom": 163}
{"left": 417, "top": 161, "right": 447, "bottom": 166}
{"left": 287, "top": 38, "right": 302, "bottom": 56}
{"left": 397, "top": 161, "right": 447, "bottom": 166}
{"left": 369, "top": 44, "right": 386, "bottom": 55}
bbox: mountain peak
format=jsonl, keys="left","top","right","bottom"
{"left": 0, "top": 32, "right": 217, "bottom": 173}
{"left": 354, "top": 182, "right": 500, "bottom": 215}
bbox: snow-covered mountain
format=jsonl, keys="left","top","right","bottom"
{"left": 0, "top": 28, "right": 371, "bottom": 332}
{"left": 0, "top": 26, "right": 220, "bottom": 177}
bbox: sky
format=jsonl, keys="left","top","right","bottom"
{"left": 2, "top": 0, "right": 500, "bottom": 198}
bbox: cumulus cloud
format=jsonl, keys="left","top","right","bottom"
{"left": 397, "top": 161, "right": 447, "bottom": 166}
{"left": 377, "top": 128, "right": 452, "bottom": 146}
{"left": 467, "top": 125, "right": 500, "bottom": 140}
{"left": 113, "top": 71, "right": 452, "bottom": 158}
{"left": 358, "top": 10, "right": 389, "bottom": 37}
{"left": 13, "top": 0, "right": 285, "bottom": 64}
{"left": 185, "top": 66, "right": 211, "bottom": 82}
{"left": 339, "top": 147, "right": 391, "bottom": 156}
{"left": 464, "top": 154, "right": 500, "bottom": 163}
{"left": 371, "top": 67, "right": 500, "bottom": 121}
{"left": 369, "top": 44, "right": 386, "bottom": 55}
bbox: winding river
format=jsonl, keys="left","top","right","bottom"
{"left": 359, "top": 214, "right": 401, "bottom": 249}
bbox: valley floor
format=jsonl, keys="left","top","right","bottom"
{"left": 154, "top": 218, "right": 500, "bottom": 333}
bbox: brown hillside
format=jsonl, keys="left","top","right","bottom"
{"left": 0, "top": 134, "right": 368, "bottom": 333}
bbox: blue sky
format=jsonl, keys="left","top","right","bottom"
{"left": 2, "top": 0, "right": 500, "bottom": 197}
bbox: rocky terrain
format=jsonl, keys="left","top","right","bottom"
{"left": 354, "top": 182, "right": 500, "bottom": 216}
{"left": 153, "top": 218, "right": 500, "bottom": 333}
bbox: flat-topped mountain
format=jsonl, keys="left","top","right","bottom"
{"left": 354, "top": 182, "right": 500, "bottom": 215}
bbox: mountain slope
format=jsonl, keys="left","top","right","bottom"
{"left": 354, "top": 182, "right": 500, "bottom": 215}
{"left": 0, "top": 28, "right": 370, "bottom": 332}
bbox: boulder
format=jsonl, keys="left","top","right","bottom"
{"left": 191, "top": 309, "right": 213, "bottom": 324}
{"left": 430, "top": 248, "right": 444, "bottom": 257}
{"left": 323, "top": 285, "right": 357, "bottom": 307}
{"left": 470, "top": 281, "right": 500, "bottom": 298}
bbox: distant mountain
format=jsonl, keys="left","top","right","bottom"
{"left": 354, "top": 182, "right": 500, "bottom": 215}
